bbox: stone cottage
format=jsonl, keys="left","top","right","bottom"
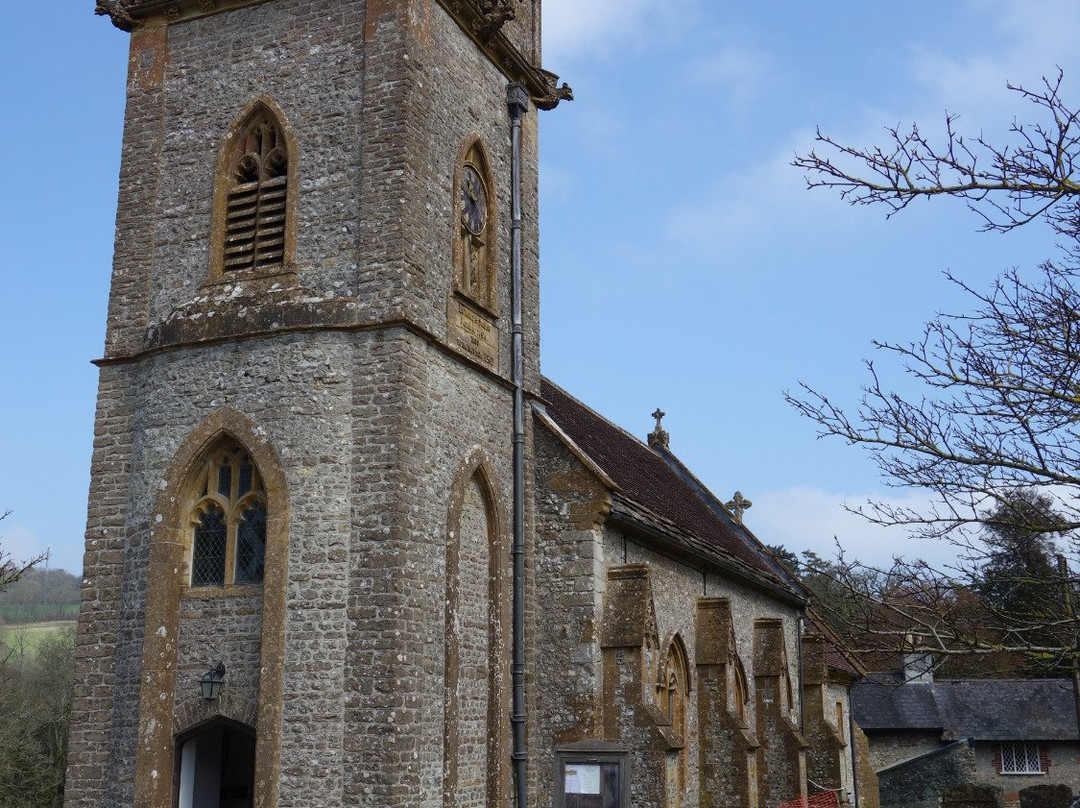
{"left": 67, "top": 1, "right": 870, "bottom": 806}
{"left": 853, "top": 662, "right": 1080, "bottom": 808}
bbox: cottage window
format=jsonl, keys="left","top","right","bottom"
{"left": 999, "top": 741, "right": 1043, "bottom": 775}
{"left": 186, "top": 440, "right": 267, "bottom": 588}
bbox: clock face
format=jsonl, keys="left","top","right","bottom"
{"left": 461, "top": 165, "right": 488, "bottom": 236}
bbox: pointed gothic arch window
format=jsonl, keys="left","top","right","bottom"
{"left": 210, "top": 101, "right": 295, "bottom": 279}
{"left": 444, "top": 459, "right": 510, "bottom": 807}
{"left": 186, "top": 439, "right": 267, "bottom": 588}
{"left": 732, "top": 658, "right": 750, "bottom": 722}
{"left": 659, "top": 638, "right": 690, "bottom": 735}
{"left": 453, "top": 138, "right": 497, "bottom": 313}
{"left": 659, "top": 636, "right": 690, "bottom": 803}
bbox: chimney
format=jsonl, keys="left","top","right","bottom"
{"left": 902, "top": 652, "right": 934, "bottom": 684}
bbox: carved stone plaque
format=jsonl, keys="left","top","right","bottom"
{"left": 449, "top": 296, "right": 499, "bottom": 370}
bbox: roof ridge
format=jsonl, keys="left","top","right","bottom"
{"left": 539, "top": 378, "right": 797, "bottom": 594}
{"left": 540, "top": 376, "right": 654, "bottom": 452}
{"left": 652, "top": 442, "right": 809, "bottom": 600}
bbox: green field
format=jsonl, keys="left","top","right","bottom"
{"left": 0, "top": 621, "right": 74, "bottom": 659}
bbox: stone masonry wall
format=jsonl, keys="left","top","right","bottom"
{"left": 66, "top": 364, "right": 137, "bottom": 808}
{"left": 973, "top": 742, "right": 1080, "bottom": 804}
{"left": 802, "top": 637, "right": 849, "bottom": 801}
{"left": 853, "top": 722, "right": 881, "bottom": 808}
{"left": 147, "top": 0, "right": 366, "bottom": 327}
{"left": 754, "top": 619, "right": 809, "bottom": 807}
{"left": 696, "top": 598, "right": 759, "bottom": 808}
{"left": 878, "top": 741, "right": 976, "bottom": 808}
{"left": 868, "top": 732, "right": 950, "bottom": 773}
{"left": 400, "top": 0, "right": 543, "bottom": 391}
{"left": 532, "top": 419, "right": 612, "bottom": 805}
{"left": 71, "top": 0, "right": 545, "bottom": 805}
{"left": 343, "top": 329, "right": 521, "bottom": 808}
{"left": 531, "top": 414, "right": 807, "bottom": 808}
{"left": 826, "top": 681, "right": 858, "bottom": 804}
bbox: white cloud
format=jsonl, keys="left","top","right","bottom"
{"left": 1, "top": 523, "right": 46, "bottom": 567}
{"left": 745, "top": 486, "right": 959, "bottom": 569}
{"left": 664, "top": 128, "right": 852, "bottom": 258}
{"left": 980, "top": 0, "right": 1080, "bottom": 78}
{"left": 664, "top": 0, "right": 1080, "bottom": 263}
{"left": 541, "top": 0, "right": 697, "bottom": 66}
{"left": 539, "top": 162, "right": 575, "bottom": 201}
{"left": 0, "top": 522, "right": 81, "bottom": 575}
{"left": 689, "top": 47, "right": 770, "bottom": 108}
{"left": 907, "top": 1, "right": 1080, "bottom": 125}
{"left": 542, "top": 0, "right": 648, "bottom": 64}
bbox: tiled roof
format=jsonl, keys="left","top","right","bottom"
{"left": 825, "top": 643, "right": 861, "bottom": 677}
{"left": 852, "top": 675, "right": 1079, "bottom": 741}
{"left": 804, "top": 612, "right": 863, "bottom": 678}
{"left": 539, "top": 379, "right": 801, "bottom": 600}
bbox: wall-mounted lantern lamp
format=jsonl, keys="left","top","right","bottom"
{"left": 200, "top": 661, "right": 226, "bottom": 701}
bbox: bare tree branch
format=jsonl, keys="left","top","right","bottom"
{"left": 789, "top": 73, "right": 1080, "bottom": 673}
{"left": 794, "top": 70, "right": 1080, "bottom": 237}
{"left": 0, "top": 510, "right": 46, "bottom": 593}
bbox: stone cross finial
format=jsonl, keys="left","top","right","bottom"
{"left": 725, "top": 491, "right": 752, "bottom": 524}
{"left": 647, "top": 408, "right": 669, "bottom": 449}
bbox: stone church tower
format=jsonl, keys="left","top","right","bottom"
{"left": 69, "top": 1, "right": 569, "bottom": 806}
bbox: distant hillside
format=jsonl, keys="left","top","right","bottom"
{"left": 0, "top": 567, "right": 80, "bottom": 624}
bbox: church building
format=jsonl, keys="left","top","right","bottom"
{"left": 67, "top": 1, "right": 870, "bottom": 807}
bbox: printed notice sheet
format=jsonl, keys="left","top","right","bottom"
{"left": 564, "top": 764, "right": 601, "bottom": 795}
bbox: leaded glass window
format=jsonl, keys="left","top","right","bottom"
{"left": 235, "top": 503, "right": 267, "bottom": 584}
{"left": 187, "top": 440, "right": 267, "bottom": 588}
{"left": 192, "top": 506, "right": 227, "bottom": 586}
{"left": 1000, "top": 741, "right": 1042, "bottom": 774}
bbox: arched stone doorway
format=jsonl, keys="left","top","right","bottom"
{"left": 176, "top": 719, "right": 256, "bottom": 808}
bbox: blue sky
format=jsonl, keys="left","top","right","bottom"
{"left": 3, "top": 1, "right": 1079, "bottom": 575}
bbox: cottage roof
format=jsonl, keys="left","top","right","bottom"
{"left": 803, "top": 613, "right": 864, "bottom": 679}
{"left": 539, "top": 379, "right": 804, "bottom": 605}
{"left": 852, "top": 674, "right": 1079, "bottom": 741}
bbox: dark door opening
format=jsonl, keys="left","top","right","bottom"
{"left": 176, "top": 721, "right": 255, "bottom": 808}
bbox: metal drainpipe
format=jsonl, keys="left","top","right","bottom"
{"left": 848, "top": 707, "right": 860, "bottom": 807}
{"left": 507, "top": 82, "right": 529, "bottom": 808}
{"left": 797, "top": 613, "right": 806, "bottom": 735}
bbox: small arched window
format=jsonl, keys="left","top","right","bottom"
{"left": 659, "top": 637, "right": 690, "bottom": 805}
{"left": 211, "top": 100, "right": 294, "bottom": 279}
{"left": 732, "top": 659, "right": 749, "bottom": 721}
{"left": 660, "top": 639, "right": 690, "bottom": 737}
{"left": 187, "top": 440, "right": 267, "bottom": 587}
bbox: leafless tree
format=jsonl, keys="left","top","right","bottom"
{"left": 0, "top": 510, "right": 46, "bottom": 595}
{"left": 788, "top": 74, "right": 1080, "bottom": 688}
{"left": 793, "top": 70, "right": 1080, "bottom": 240}
{"left": 787, "top": 263, "right": 1080, "bottom": 545}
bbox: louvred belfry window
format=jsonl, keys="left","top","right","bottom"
{"left": 223, "top": 114, "right": 288, "bottom": 274}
